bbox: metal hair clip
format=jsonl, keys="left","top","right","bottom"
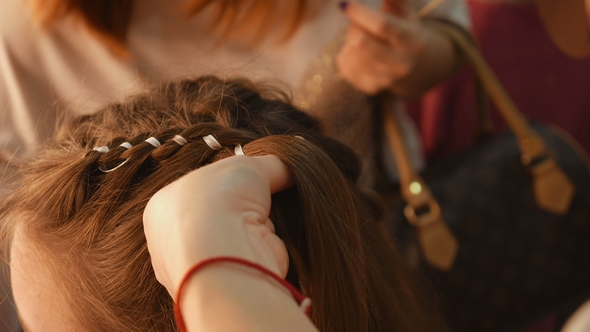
{"left": 98, "top": 158, "right": 130, "bottom": 173}
{"left": 203, "top": 134, "right": 222, "bottom": 150}
{"left": 95, "top": 142, "right": 132, "bottom": 173}
{"left": 93, "top": 146, "right": 110, "bottom": 153}
{"left": 173, "top": 135, "right": 188, "bottom": 146}
{"left": 234, "top": 145, "right": 245, "bottom": 156}
{"left": 145, "top": 137, "right": 162, "bottom": 148}
{"left": 119, "top": 142, "right": 132, "bottom": 149}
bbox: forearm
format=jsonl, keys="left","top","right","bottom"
{"left": 390, "top": 26, "right": 461, "bottom": 99}
{"left": 180, "top": 264, "right": 319, "bottom": 332}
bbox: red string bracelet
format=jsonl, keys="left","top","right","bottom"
{"left": 173, "top": 256, "right": 312, "bottom": 332}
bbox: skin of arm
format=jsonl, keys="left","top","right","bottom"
{"left": 181, "top": 264, "right": 318, "bottom": 332}
{"left": 337, "top": 1, "right": 461, "bottom": 99}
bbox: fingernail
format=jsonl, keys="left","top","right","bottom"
{"left": 339, "top": 1, "right": 349, "bottom": 11}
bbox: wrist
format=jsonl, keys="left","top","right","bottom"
{"left": 177, "top": 258, "right": 316, "bottom": 332}
{"left": 180, "top": 263, "right": 283, "bottom": 331}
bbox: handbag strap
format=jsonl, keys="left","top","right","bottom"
{"left": 424, "top": 20, "right": 575, "bottom": 214}
{"left": 381, "top": 93, "right": 459, "bottom": 271}
{"left": 382, "top": 20, "right": 576, "bottom": 270}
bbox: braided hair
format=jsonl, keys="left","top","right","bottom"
{"left": 1, "top": 76, "right": 444, "bottom": 332}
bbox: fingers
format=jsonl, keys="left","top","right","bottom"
{"left": 337, "top": 2, "right": 429, "bottom": 94}
{"left": 341, "top": 1, "right": 406, "bottom": 42}
{"left": 337, "top": 26, "right": 411, "bottom": 95}
{"left": 251, "top": 155, "right": 294, "bottom": 194}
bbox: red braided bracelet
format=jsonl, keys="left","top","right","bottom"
{"left": 173, "top": 256, "right": 312, "bottom": 332}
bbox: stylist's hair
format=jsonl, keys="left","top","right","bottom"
{"left": 27, "top": 0, "right": 322, "bottom": 55}
{"left": 1, "top": 76, "right": 442, "bottom": 332}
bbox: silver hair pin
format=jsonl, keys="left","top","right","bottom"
{"left": 93, "top": 146, "right": 110, "bottom": 153}
{"left": 95, "top": 142, "right": 131, "bottom": 173}
{"left": 173, "top": 135, "right": 188, "bottom": 146}
{"left": 203, "top": 134, "right": 222, "bottom": 150}
{"left": 119, "top": 142, "right": 132, "bottom": 149}
{"left": 234, "top": 145, "right": 245, "bottom": 156}
{"left": 99, "top": 159, "right": 130, "bottom": 173}
{"left": 145, "top": 137, "right": 161, "bottom": 148}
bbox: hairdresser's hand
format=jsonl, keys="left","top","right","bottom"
{"left": 337, "top": 1, "right": 458, "bottom": 98}
{"left": 143, "top": 155, "right": 293, "bottom": 297}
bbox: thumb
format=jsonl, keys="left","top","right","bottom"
{"left": 251, "top": 155, "right": 294, "bottom": 194}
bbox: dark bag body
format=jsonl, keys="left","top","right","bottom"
{"left": 387, "top": 123, "right": 590, "bottom": 331}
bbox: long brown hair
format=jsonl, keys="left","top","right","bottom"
{"left": 27, "top": 0, "right": 322, "bottom": 56}
{"left": 1, "top": 76, "right": 444, "bottom": 331}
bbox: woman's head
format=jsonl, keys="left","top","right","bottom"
{"left": 2, "top": 76, "right": 442, "bottom": 331}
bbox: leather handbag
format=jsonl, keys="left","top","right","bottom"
{"left": 382, "top": 21, "right": 590, "bottom": 332}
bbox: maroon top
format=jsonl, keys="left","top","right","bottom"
{"left": 409, "top": 0, "right": 590, "bottom": 164}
